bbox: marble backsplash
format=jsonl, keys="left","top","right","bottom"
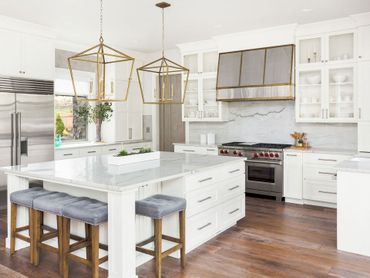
{"left": 189, "top": 101, "right": 357, "bottom": 150}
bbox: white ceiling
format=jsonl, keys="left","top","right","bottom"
{"left": 0, "top": 0, "right": 369, "bottom": 52}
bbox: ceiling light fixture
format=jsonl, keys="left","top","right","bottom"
{"left": 68, "top": 0, "right": 135, "bottom": 102}
{"left": 137, "top": 2, "right": 190, "bottom": 104}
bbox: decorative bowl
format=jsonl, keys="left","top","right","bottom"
{"left": 333, "top": 74, "right": 347, "bottom": 83}
{"left": 306, "top": 75, "right": 321, "bottom": 84}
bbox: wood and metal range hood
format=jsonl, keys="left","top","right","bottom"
{"left": 216, "top": 44, "right": 295, "bottom": 101}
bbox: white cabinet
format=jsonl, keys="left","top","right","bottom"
{"left": 358, "top": 61, "right": 370, "bottom": 121}
{"left": 283, "top": 152, "right": 303, "bottom": 200}
{"left": 358, "top": 122, "right": 370, "bottom": 153}
{"left": 174, "top": 144, "right": 218, "bottom": 155}
{"left": 0, "top": 29, "right": 54, "bottom": 80}
{"left": 358, "top": 25, "right": 370, "bottom": 61}
{"left": 181, "top": 49, "right": 227, "bottom": 122}
{"left": 296, "top": 31, "right": 357, "bottom": 123}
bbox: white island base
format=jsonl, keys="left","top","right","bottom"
{"left": 3, "top": 152, "right": 245, "bottom": 278}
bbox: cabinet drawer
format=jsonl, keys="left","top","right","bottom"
{"left": 204, "top": 147, "right": 218, "bottom": 156}
{"left": 101, "top": 144, "right": 122, "bottom": 154}
{"left": 187, "top": 209, "right": 218, "bottom": 250}
{"left": 174, "top": 145, "right": 204, "bottom": 154}
{"left": 218, "top": 175, "right": 245, "bottom": 203}
{"left": 218, "top": 195, "right": 245, "bottom": 230}
{"left": 186, "top": 185, "right": 218, "bottom": 217}
{"left": 55, "top": 149, "right": 80, "bottom": 160}
{"left": 303, "top": 166, "right": 337, "bottom": 182}
{"left": 303, "top": 153, "right": 350, "bottom": 166}
{"left": 303, "top": 181, "right": 337, "bottom": 203}
{"left": 79, "top": 147, "right": 101, "bottom": 156}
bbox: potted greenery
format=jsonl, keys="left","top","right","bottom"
{"left": 76, "top": 102, "right": 113, "bottom": 142}
{"left": 55, "top": 113, "right": 65, "bottom": 147}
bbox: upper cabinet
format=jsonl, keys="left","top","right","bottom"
{"left": 358, "top": 25, "right": 370, "bottom": 122}
{"left": 181, "top": 48, "right": 227, "bottom": 122}
{"left": 0, "top": 29, "right": 54, "bottom": 81}
{"left": 216, "top": 44, "right": 295, "bottom": 101}
{"left": 357, "top": 25, "right": 370, "bottom": 61}
{"left": 296, "top": 30, "right": 357, "bottom": 123}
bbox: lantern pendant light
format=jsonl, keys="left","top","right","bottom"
{"left": 137, "top": 2, "right": 190, "bottom": 104}
{"left": 68, "top": 0, "right": 135, "bottom": 102}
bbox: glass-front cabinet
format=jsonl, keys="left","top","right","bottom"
{"left": 181, "top": 49, "right": 226, "bottom": 121}
{"left": 296, "top": 30, "right": 357, "bottom": 123}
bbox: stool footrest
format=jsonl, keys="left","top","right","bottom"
{"left": 15, "top": 234, "right": 30, "bottom": 243}
{"left": 161, "top": 243, "right": 183, "bottom": 259}
{"left": 136, "top": 246, "right": 155, "bottom": 256}
{"left": 38, "top": 242, "right": 59, "bottom": 254}
{"left": 40, "top": 231, "right": 58, "bottom": 242}
{"left": 15, "top": 225, "right": 29, "bottom": 233}
{"left": 69, "top": 240, "right": 90, "bottom": 253}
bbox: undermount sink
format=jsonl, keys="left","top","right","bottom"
{"left": 350, "top": 157, "right": 370, "bottom": 162}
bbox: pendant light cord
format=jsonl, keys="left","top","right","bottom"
{"left": 99, "top": 0, "right": 104, "bottom": 42}
{"left": 162, "top": 7, "right": 165, "bottom": 57}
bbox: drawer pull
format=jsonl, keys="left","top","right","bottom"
{"left": 228, "top": 185, "right": 240, "bottom": 191}
{"left": 88, "top": 151, "right": 96, "bottom": 154}
{"left": 229, "top": 208, "right": 240, "bottom": 215}
{"left": 63, "top": 153, "right": 73, "bottom": 156}
{"left": 132, "top": 147, "right": 142, "bottom": 151}
{"left": 183, "top": 149, "right": 195, "bottom": 152}
{"left": 198, "top": 177, "right": 213, "bottom": 183}
{"left": 286, "top": 154, "right": 297, "bottom": 157}
{"left": 198, "top": 196, "right": 212, "bottom": 203}
{"left": 229, "top": 169, "right": 240, "bottom": 174}
{"left": 108, "top": 148, "right": 117, "bottom": 151}
{"left": 318, "top": 158, "right": 337, "bottom": 162}
{"left": 207, "top": 148, "right": 216, "bottom": 151}
{"left": 318, "top": 171, "right": 337, "bottom": 177}
{"left": 318, "top": 190, "right": 337, "bottom": 195}
{"left": 197, "top": 222, "right": 212, "bottom": 231}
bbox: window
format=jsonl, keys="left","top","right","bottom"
{"left": 55, "top": 95, "right": 88, "bottom": 141}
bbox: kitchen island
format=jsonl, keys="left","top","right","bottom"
{"left": 1, "top": 151, "right": 245, "bottom": 278}
{"left": 337, "top": 157, "right": 370, "bottom": 257}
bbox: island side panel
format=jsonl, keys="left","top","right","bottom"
{"left": 337, "top": 170, "right": 370, "bottom": 257}
{"left": 6, "top": 174, "right": 30, "bottom": 250}
{"left": 108, "top": 189, "right": 138, "bottom": 278}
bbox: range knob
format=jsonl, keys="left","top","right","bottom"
{"left": 238, "top": 152, "right": 243, "bottom": 157}
{"left": 224, "top": 150, "right": 229, "bottom": 154}
{"left": 269, "top": 153, "right": 274, "bottom": 158}
{"left": 275, "top": 153, "right": 279, "bottom": 158}
{"left": 220, "top": 149, "right": 224, "bottom": 154}
{"left": 233, "top": 150, "right": 237, "bottom": 155}
{"left": 259, "top": 152, "right": 264, "bottom": 157}
{"left": 264, "top": 153, "right": 269, "bottom": 157}
{"left": 254, "top": 153, "right": 258, "bottom": 158}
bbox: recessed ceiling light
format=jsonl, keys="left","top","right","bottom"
{"left": 301, "top": 8, "right": 313, "bottom": 12}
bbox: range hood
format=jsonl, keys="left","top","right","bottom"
{"left": 216, "top": 44, "right": 295, "bottom": 101}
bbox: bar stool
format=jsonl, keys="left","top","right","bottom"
{"left": 135, "top": 194, "right": 186, "bottom": 278}
{"left": 9, "top": 187, "right": 52, "bottom": 263}
{"left": 32, "top": 192, "right": 84, "bottom": 273}
{"left": 61, "top": 197, "right": 108, "bottom": 278}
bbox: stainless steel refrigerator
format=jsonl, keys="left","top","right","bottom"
{"left": 0, "top": 76, "right": 54, "bottom": 191}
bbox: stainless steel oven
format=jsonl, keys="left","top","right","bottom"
{"left": 245, "top": 160, "right": 283, "bottom": 201}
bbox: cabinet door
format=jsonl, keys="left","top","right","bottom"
{"left": 0, "top": 29, "right": 22, "bottom": 77}
{"left": 22, "top": 34, "right": 55, "bottom": 80}
{"left": 358, "top": 26, "right": 370, "bottom": 61}
{"left": 297, "top": 36, "right": 323, "bottom": 65}
{"left": 358, "top": 122, "right": 370, "bottom": 153}
{"left": 358, "top": 62, "right": 370, "bottom": 121}
{"left": 127, "top": 81, "right": 143, "bottom": 114}
{"left": 283, "top": 152, "right": 303, "bottom": 199}
{"left": 128, "top": 112, "right": 143, "bottom": 141}
{"left": 327, "top": 32, "right": 355, "bottom": 63}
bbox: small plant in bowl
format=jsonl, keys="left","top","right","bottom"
{"left": 139, "top": 147, "right": 152, "bottom": 154}
{"left": 117, "top": 149, "right": 129, "bottom": 157}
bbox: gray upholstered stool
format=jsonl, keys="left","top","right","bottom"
{"left": 9, "top": 187, "right": 51, "bottom": 264}
{"left": 61, "top": 198, "right": 108, "bottom": 278}
{"left": 136, "top": 194, "right": 186, "bottom": 278}
{"left": 32, "top": 192, "right": 84, "bottom": 272}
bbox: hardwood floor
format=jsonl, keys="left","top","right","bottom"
{"left": 1, "top": 196, "right": 370, "bottom": 277}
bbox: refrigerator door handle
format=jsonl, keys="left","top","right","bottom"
{"left": 11, "top": 113, "right": 16, "bottom": 166}
{"left": 15, "top": 112, "right": 21, "bottom": 165}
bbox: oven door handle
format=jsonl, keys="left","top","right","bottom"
{"left": 245, "top": 160, "right": 283, "bottom": 166}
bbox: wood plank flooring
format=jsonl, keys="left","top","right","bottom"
{"left": 1, "top": 196, "right": 370, "bottom": 277}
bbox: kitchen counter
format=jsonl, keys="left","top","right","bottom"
{"left": 173, "top": 142, "right": 219, "bottom": 148}
{"left": 284, "top": 147, "right": 357, "bottom": 156}
{"left": 337, "top": 157, "right": 370, "bottom": 174}
{"left": 1, "top": 152, "right": 245, "bottom": 278}
{"left": 56, "top": 140, "right": 152, "bottom": 150}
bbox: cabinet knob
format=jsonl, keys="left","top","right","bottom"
{"left": 359, "top": 55, "right": 362, "bottom": 59}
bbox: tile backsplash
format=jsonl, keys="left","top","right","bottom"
{"left": 189, "top": 101, "right": 357, "bottom": 150}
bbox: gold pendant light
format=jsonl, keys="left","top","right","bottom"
{"left": 68, "top": 0, "right": 135, "bottom": 102}
{"left": 137, "top": 2, "right": 190, "bottom": 104}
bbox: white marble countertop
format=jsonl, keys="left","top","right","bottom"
{"left": 1, "top": 152, "right": 243, "bottom": 192}
{"left": 173, "top": 142, "right": 218, "bottom": 148}
{"left": 56, "top": 140, "right": 152, "bottom": 150}
{"left": 284, "top": 147, "right": 357, "bottom": 156}
{"left": 337, "top": 157, "right": 370, "bottom": 174}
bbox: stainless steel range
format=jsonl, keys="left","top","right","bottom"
{"left": 218, "top": 142, "right": 291, "bottom": 201}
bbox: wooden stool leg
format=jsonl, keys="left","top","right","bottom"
{"left": 29, "top": 208, "right": 34, "bottom": 264}
{"left": 33, "top": 210, "right": 42, "bottom": 266}
{"left": 62, "top": 218, "right": 71, "bottom": 278}
{"left": 179, "top": 210, "right": 186, "bottom": 268}
{"left": 154, "top": 219, "right": 162, "bottom": 278}
{"left": 10, "top": 203, "right": 17, "bottom": 255}
{"left": 85, "top": 223, "right": 92, "bottom": 261}
{"left": 57, "top": 216, "right": 64, "bottom": 274}
{"left": 90, "top": 225, "right": 100, "bottom": 278}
